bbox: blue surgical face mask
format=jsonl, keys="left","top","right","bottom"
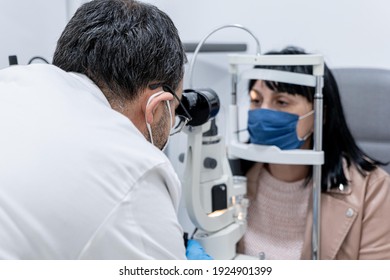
{"left": 247, "top": 108, "right": 314, "bottom": 150}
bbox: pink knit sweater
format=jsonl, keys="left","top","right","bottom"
{"left": 238, "top": 166, "right": 312, "bottom": 260}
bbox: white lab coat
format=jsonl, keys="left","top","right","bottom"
{"left": 0, "top": 64, "right": 186, "bottom": 259}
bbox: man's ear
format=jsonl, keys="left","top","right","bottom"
{"left": 145, "top": 91, "right": 173, "bottom": 125}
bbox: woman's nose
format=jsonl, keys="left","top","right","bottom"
{"left": 260, "top": 101, "right": 271, "bottom": 110}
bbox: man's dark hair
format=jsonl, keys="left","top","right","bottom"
{"left": 53, "top": 0, "right": 186, "bottom": 103}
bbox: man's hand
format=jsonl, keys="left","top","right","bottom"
{"left": 185, "top": 239, "right": 213, "bottom": 260}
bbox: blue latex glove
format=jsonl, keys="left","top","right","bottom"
{"left": 186, "top": 239, "right": 213, "bottom": 260}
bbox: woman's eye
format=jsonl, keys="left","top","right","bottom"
{"left": 276, "top": 99, "right": 288, "bottom": 106}
{"left": 250, "top": 99, "right": 261, "bottom": 106}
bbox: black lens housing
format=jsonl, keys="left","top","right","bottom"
{"left": 176, "top": 88, "right": 220, "bottom": 126}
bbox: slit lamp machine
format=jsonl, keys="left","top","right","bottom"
{"left": 177, "top": 25, "right": 324, "bottom": 260}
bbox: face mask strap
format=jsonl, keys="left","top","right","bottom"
{"left": 145, "top": 90, "right": 174, "bottom": 149}
{"left": 159, "top": 100, "right": 173, "bottom": 151}
{"left": 145, "top": 90, "right": 165, "bottom": 146}
{"left": 146, "top": 122, "right": 154, "bottom": 145}
{"left": 166, "top": 100, "right": 173, "bottom": 132}
{"left": 298, "top": 130, "right": 313, "bottom": 141}
{"left": 298, "top": 110, "right": 314, "bottom": 141}
{"left": 299, "top": 109, "right": 314, "bottom": 120}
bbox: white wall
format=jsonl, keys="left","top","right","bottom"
{"left": 149, "top": 0, "right": 390, "bottom": 69}
{"left": 0, "top": 0, "right": 65, "bottom": 68}
{"left": 2, "top": 0, "right": 389, "bottom": 69}
{"left": 0, "top": 0, "right": 92, "bottom": 69}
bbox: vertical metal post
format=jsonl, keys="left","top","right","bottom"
{"left": 312, "top": 76, "right": 323, "bottom": 260}
{"left": 231, "top": 67, "right": 238, "bottom": 105}
{"left": 230, "top": 67, "right": 239, "bottom": 143}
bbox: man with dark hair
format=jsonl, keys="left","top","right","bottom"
{"left": 0, "top": 0, "right": 208, "bottom": 259}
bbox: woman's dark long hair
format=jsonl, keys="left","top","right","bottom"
{"left": 243, "top": 46, "right": 385, "bottom": 192}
